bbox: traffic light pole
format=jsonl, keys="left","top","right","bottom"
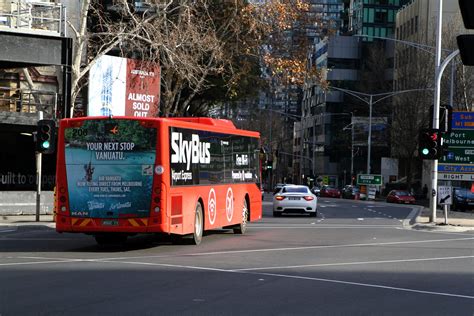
{"left": 429, "top": 49, "right": 460, "bottom": 222}
{"left": 36, "top": 111, "right": 43, "bottom": 222}
{"left": 429, "top": 0, "right": 462, "bottom": 222}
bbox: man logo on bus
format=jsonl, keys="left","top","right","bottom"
{"left": 226, "top": 187, "right": 234, "bottom": 222}
{"left": 171, "top": 132, "right": 211, "bottom": 170}
{"left": 208, "top": 188, "right": 217, "bottom": 225}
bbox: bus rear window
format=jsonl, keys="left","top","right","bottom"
{"left": 63, "top": 119, "right": 156, "bottom": 218}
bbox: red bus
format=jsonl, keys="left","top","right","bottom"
{"left": 55, "top": 117, "right": 262, "bottom": 245}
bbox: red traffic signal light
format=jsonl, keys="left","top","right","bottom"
{"left": 418, "top": 129, "right": 440, "bottom": 160}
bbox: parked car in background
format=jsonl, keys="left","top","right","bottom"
{"left": 273, "top": 185, "right": 318, "bottom": 217}
{"left": 311, "top": 185, "right": 321, "bottom": 196}
{"left": 320, "top": 185, "right": 341, "bottom": 198}
{"left": 452, "top": 187, "right": 474, "bottom": 212}
{"left": 342, "top": 185, "right": 360, "bottom": 199}
{"left": 386, "top": 190, "right": 416, "bottom": 204}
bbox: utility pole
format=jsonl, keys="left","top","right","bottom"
{"left": 429, "top": 0, "right": 443, "bottom": 223}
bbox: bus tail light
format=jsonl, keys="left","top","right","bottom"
{"left": 275, "top": 196, "right": 286, "bottom": 201}
{"left": 57, "top": 186, "right": 69, "bottom": 213}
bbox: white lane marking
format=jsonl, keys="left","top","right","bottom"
{"left": 100, "top": 260, "right": 231, "bottom": 272}
{"left": 0, "top": 238, "right": 76, "bottom": 241}
{"left": 0, "top": 260, "right": 80, "bottom": 267}
{"left": 234, "top": 255, "right": 474, "bottom": 271}
{"left": 7, "top": 237, "right": 474, "bottom": 264}
{"left": 0, "top": 229, "right": 17, "bottom": 233}
{"left": 12, "top": 256, "right": 473, "bottom": 300}
{"left": 357, "top": 218, "right": 364, "bottom": 221}
{"left": 91, "top": 237, "right": 474, "bottom": 261}
{"left": 251, "top": 272, "right": 474, "bottom": 300}
{"left": 253, "top": 224, "right": 398, "bottom": 227}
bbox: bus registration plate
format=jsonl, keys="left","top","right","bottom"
{"left": 102, "top": 219, "right": 119, "bottom": 226}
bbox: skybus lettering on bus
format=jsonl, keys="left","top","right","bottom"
{"left": 55, "top": 117, "right": 262, "bottom": 246}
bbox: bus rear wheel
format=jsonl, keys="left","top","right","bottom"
{"left": 233, "top": 198, "right": 248, "bottom": 234}
{"left": 191, "top": 203, "right": 203, "bottom": 245}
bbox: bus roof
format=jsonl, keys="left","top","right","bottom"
{"left": 168, "top": 117, "right": 236, "bottom": 129}
{"left": 61, "top": 116, "right": 259, "bottom": 138}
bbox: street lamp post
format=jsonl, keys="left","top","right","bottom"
{"left": 328, "top": 87, "right": 432, "bottom": 174}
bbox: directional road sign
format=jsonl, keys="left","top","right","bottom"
{"left": 439, "top": 111, "right": 473, "bottom": 180}
{"left": 437, "top": 186, "right": 452, "bottom": 205}
{"left": 357, "top": 174, "right": 383, "bottom": 186}
{"left": 451, "top": 112, "right": 474, "bottom": 130}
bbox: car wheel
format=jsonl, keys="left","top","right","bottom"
{"left": 310, "top": 211, "right": 317, "bottom": 217}
{"left": 273, "top": 211, "right": 281, "bottom": 217}
{"left": 233, "top": 199, "right": 248, "bottom": 234}
{"left": 191, "top": 203, "right": 203, "bottom": 245}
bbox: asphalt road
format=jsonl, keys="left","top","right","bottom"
{"left": 0, "top": 196, "right": 473, "bottom": 315}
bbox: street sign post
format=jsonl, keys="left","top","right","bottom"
{"left": 357, "top": 174, "right": 383, "bottom": 186}
{"left": 437, "top": 186, "right": 452, "bottom": 205}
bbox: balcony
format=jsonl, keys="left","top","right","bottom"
{"left": 0, "top": 87, "right": 59, "bottom": 125}
{"left": 0, "top": 1, "right": 66, "bottom": 36}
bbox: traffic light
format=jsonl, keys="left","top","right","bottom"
{"left": 266, "top": 160, "right": 273, "bottom": 170}
{"left": 36, "top": 119, "right": 56, "bottom": 154}
{"left": 418, "top": 128, "right": 441, "bottom": 160}
{"left": 457, "top": 0, "right": 474, "bottom": 66}
{"left": 430, "top": 104, "right": 452, "bottom": 133}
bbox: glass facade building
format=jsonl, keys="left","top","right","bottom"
{"left": 350, "top": 0, "right": 410, "bottom": 40}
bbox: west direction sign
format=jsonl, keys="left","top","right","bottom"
{"left": 439, "top": 147, "right": 474, "bottom": 164}
{"left": 357, "top": 174, "right": 383, "bottom": 186}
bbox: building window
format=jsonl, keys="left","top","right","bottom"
{"left": 375, "top": 9, "right": 388, "bottom": 24}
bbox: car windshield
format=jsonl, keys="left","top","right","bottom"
{"left": 454, "top": 188, "right": 474, "bottom": 198}
{"left": 283, "top": 186, "right": 309, "bottom": 193}
{"left": 396, "top": 191, "right": 410, "bottom": 196}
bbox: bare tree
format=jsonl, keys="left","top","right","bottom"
{"left": 68, "top": 0, "right": 270, "bottom": 117}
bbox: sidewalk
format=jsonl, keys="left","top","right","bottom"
{"left": 0, "top": 214, "right": 55, "bottom": 228}
{"left": 412, "top": 206, "right": 474, "bottom": 232}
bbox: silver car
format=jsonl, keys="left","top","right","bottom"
{"left": 273, "top": 185, "right": 318, "bottom": 217}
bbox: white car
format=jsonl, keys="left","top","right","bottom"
{"left": 273, "top": 185, "right": 318, "bottom": 217}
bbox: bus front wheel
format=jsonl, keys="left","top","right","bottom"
{"left": 233, "top": 198, "right": 248, "bottom": 234}
{"left": 191, "top": 203, "right": 203, "bottom": 245}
